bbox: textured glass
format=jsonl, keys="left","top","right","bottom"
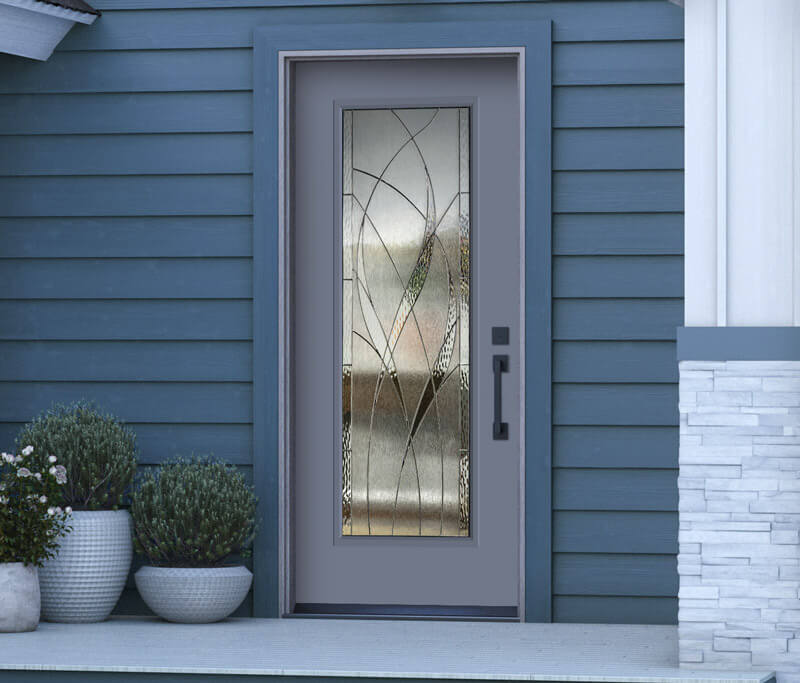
{"left": 342, "top": 107, "right": 470, "bottom": 536}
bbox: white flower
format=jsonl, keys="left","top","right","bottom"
{"left": 47, "top": 507, "right": 55, "bottom": 516}
{"left": 48, "top": 455, "right": 57, "bottom": 463}
{"left": 0, "top": 496, "right": 7, "bottom": 505}
{"left": 39, "top": 495, "right": 47, "bottom": 504}
{"left": 49, "top": 466, "right": 56, "bottom": 475}
{"left": 53, "top": 465, "right": 67, "bottom": 485}
{"left": 14, "top": 455, "right": 22, "bottom": 463}
{"left": 17, "top": 467, "right": 31, "bottom": 478}
{"left": 34, "top": 472, "right": 41, "bottom": 480}
{"left": 1, "top": 452, "right": 13, "bottom": 464}
{"left": 21, "top": 445, "right": 33, "bottom": 456}
{"left": 64, "top": 506, "right": 72, "bottom": 515}
{"left": 54, "top": 506, "right": 63, "bottom": 515}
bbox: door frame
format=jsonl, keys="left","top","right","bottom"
{"left": 252, "top": 17, "right": 553, "bottom": 623}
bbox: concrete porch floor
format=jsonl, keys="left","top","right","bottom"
{"left": 0, "top": 618, "right": 776, "bottom": 683}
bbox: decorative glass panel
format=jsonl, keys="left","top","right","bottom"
{"left": 342, "top": 107, "right": 470, "bottom": 537}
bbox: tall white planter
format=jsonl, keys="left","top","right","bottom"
{"left": 0, "top": 563, "right": 40, "bottom": 632}
{"left": 39, "top": 510, "right": 132, "bottom": 623}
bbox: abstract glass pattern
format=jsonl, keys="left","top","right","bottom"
{"left": 342, "top": 107, "right": 470, "bottom": 536}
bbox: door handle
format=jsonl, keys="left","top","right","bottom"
{"left": 493, "top": 354, "right": 509, "bottom": 440}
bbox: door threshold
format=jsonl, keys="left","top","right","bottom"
{"left": 288, "top": 603, "right": 519, "bottom": 622}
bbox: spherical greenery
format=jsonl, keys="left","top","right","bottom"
{"left": 0, "top": 445, "right": 72, "bottom": 567}
{"left": 131, "top": 456, "right": 257, "bottom": 568}
{"left": 16, "top": 401, "right": 137, "bottom": 511}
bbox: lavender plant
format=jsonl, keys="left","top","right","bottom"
{"left": 16, "top": 402, "right": 137, "bottom": 511}
{"left": 0, "top": 445, "right": 72, "bottom": 566}
{"left": 131, "top": 457, "right": 257, "bottom": 568}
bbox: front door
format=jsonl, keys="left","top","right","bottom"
{"left": 290, "top": 55, "right": 522, "bottom": 619}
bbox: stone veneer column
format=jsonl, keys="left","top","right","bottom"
{"left": 678, "top": 361, "right": 800, "bottom": 681}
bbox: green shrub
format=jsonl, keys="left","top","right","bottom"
{"left": 0, "top": 445, "right": 72, "bottom": 566}
{"left": 16, "top": 402, "right": 137, "bottom": 511}
{"left": 131, "top": 457, "right": 257, "bottom": 568}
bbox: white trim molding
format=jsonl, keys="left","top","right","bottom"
{"left": 0, "top": 0, "right": 97, "bottom": 61}
{"left": 714, "top": 0, "right": 727, "bottom": 326}
{"left": 685, "top": 0, "right": 800, "bottom": 327}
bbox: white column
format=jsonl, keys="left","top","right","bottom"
{"left": 684, "top": 0, "right": 800, "bottom": 326}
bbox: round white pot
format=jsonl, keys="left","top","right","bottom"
{"left": 135, "top": 565, "right": 253, "bottom": 623}
{"left": 0, "top": 563, "right": 40, "bottom": 632}
{"left": 39, "top": 510, "right": 133, "bottom": 623}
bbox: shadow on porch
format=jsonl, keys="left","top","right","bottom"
{"left": 0, "top": 618, "right": 776, "bottom": 683}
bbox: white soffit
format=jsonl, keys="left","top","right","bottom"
{"left": 0, "top": 0, "right": 97, "bottom": 61}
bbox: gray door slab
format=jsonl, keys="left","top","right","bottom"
{"left": 290, "top": 57, "right": 522, "bottom": 615}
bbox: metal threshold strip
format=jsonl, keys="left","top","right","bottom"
{"left": 290, "top": 603, "right": 519, "bottom": 621}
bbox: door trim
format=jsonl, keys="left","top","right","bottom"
{"left": 252, "top": 18, "right": 553, "bottom": 622}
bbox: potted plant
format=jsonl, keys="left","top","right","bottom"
{"left": 17, "top": 402, "right": 137, "bottom": 623}
{"left": 131, "top": 456, "right": 257, "bottom": 623}
{"left": 0, "top": 445, "right": 71, "bottom": 632}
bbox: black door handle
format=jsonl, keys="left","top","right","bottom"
{"left": 493, "top": 354, "right": 509, "bottom": 440}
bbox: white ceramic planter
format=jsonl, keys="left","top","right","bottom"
{"left": 39, "top": 510, "right": 133, "bottom": 623}
{"left": 135, "top": 565, "right": 252, "bottom": 623}
{"left": 0, "top": 563, "right": 40, "bottom": 632}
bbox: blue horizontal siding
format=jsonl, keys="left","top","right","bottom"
{"left": 554, "top": 85, "right": 684, "bottom": 128}
{"left": 554, "top": 128, "right": 683, "bottom": 171}
{"left": 0, "top": 176, "right": 253, "bottom": 217}
{"left": 0, "top": 92, "right": 253, "bottom": 135}
{"left": 0, "top": 134, "right": 253, "bottom": 176}
{"left": 0, "top": 128, "right": 681, "bottom": 176}
{"left": 0, "top": 259, "right": 252, "bottom": 298}
{"left": 0, "top": 49, "right": 254, "bottom": 94}
{"left": 0, "top": 341, "right": 252, "bottom": 381}
{"left": 553, "top": 213, "right": 684, "bottom": 255}
{"left": 0, "top": 42, "right": 678, "bottom": 94}
{"left": 0, "top": 85, "right": 683, "bottom": 136}
{"left": 554, "top": 256, "right": 683, "bottom": 298}
{"left": 554, "top": 469, "right": 678, "bottom": 511}
{"left": 554, "top": 299, "right": 683, "bottom": 341}
{"left": 0, "top": 217, "right": 253, "bottom": 258}
{"left": 0, "top": 0, "right": 683, "bottom": 625}
{"left": 553, "top": 426, "right": 678, "bottom": 469}
{"left": 59, "top": 2, "right": 683, "bottom": 50}
{"left": 553, "top": 341, "right": 677, "bottom": 383}
{"left": 554, "top": 171, "right": 684, "bottom": 213}
{"left": 554, "top": 41, "right": 682, "bottom": 86}
{"left": 0, "top": 301, "right": 253, "bottom": 340}
{"left": 0, "top": 382, "right": 253, "bottom": 423}
{"left": 554, "top": 554, "right": 678, "bottom": 597}
{"left": 554, "top": 596, "right": 677, "bottom": 625}
{"left": 0, "top": 423, "right": 253, "bottom": 465}
{"left": 555, "top": 511, "right": 678, "bottom": 555}
{"left": 554, "top": 384, "right": 679, "bottom": 426}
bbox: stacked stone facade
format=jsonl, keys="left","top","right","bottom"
{"left": 678, "top": 361, "right": 800, "bottom": 682}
